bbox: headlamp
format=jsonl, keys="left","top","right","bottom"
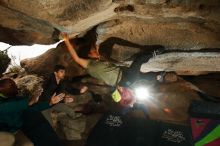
{"left": 134, "top": 87, "right": 150, "bottom": 101}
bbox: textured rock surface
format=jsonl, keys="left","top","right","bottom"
{"left": 20, "top": 42, "right": 86, "bottom": 78}
{"left": 0, "top": 0, "right": 115, "bottom": 45}
{"left": 0, "top": 5, "right": 55, "bottom": 45}
{"left": 140, "top": 52, "right": 220, "bottom": 72}
{"left": 1, "top": 0, "right": 220, "bottom": 46}
{"left": 15, "top": 74, "right": 43, "bottom": 97}
{"left": 0, "top": 0, "right": 215, "bottom": 76}
{"left": 21, "top": 46, "right": 220, "bottom": 77}
{"left": 146, "top": 79, "right": 200, "bottom": 123}
{"left": 1, "top": 1, "right": 220, "bottom": 139}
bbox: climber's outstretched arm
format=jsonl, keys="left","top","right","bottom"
{"left": 61, "top": 33, "right": 89, "bottom": 69}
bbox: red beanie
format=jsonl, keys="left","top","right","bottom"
{"left": 119, "top": 87, "right": 135, "bottom": 107}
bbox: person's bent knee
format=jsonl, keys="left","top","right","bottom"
{"left": 0, "top": 132, "right": 15, "bottom": 146}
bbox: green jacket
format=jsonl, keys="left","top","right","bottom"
{"left": 0, "top": 96, "right": 50, "bottom": 132}
{"left": 87, "top": 59, "right": 122, "bottom": 86}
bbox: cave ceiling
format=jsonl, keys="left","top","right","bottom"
{"left": 1, "top": 0, "right": 220, "bottom": 74}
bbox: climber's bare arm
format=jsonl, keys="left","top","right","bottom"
{"left": 95, "top": 45, "right": 99, "bottom": 53}
{"left": 95, "top": 45, "right": 101, "bottom": 59}
{"left": 61, "top": 33, "right": 89, "bottom": 69}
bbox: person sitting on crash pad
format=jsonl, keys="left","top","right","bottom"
{"left": 39, "top": 64, "right": 88, "bottom": 103}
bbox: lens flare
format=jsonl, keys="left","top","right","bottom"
{"left": 134, "top": 87, "right": 150, "bottom": 100}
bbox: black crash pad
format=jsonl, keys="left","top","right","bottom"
{"left": 189, "top": 100, "right": 220, "bottom": 119}
{"left": 86, "top": 112, "right": 193, "bottom": 146}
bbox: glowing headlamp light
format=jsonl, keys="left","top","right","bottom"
{"left": 134, "top": 87, "right": 150, "bottom": 101}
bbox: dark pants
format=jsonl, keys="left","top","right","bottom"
{"left": 121, "top": 103, "right": 149, "bottom": 118}
{"left": 197, "top": 91, "right": 220, "bottom": 102}
{"left": 21, "top": 109, "right": 63, "bottom": 146}
{"left": 119, "top": 50, "right": 162, "bottom": 87}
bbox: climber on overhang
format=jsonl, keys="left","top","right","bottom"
{"left": 61, "top": 32, "right": 165, "bottom": 106}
